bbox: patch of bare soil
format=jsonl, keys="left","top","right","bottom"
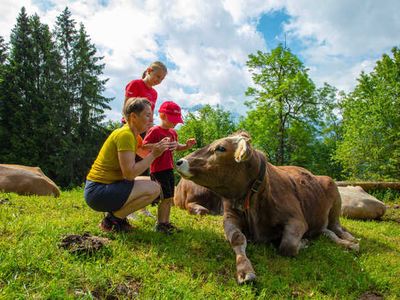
{"left": 88, "top": 277, "right": 142, "bottom": 299}
{"left": 383, "top": 205, "right": 400, "bottom": 223}
{"left": 358, "top": 291, "right": 384, "bottom": 300}
{"left": 0, "top": 197, "right": 10, "bottom": 205}
{"left": 59, "top": 232, "right": 110, "bottom": 254}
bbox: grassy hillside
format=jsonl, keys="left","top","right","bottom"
{"left": 0, "top": 189, "right": 399, "bottom": 299}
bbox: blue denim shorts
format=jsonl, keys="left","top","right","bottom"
{"left": 84, "top": 179, "right": 134, "bottom": 212}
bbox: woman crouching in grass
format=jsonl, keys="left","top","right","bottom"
{"left": 84, "top": 97, "right": 170, "bottom": 232}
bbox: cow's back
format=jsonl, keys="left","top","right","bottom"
{"left": 0, "top": 164, "right": 60, "bottom": 197}
{"left": 267, "top": 165, "right": 337, "bottom": 235}
{"left": 174, "top": 178, "right": 223, "bottom": 215}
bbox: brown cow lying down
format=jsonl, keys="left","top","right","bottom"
{"left": 174, "top": 178, "right": 223, "bottom": 215}
{"left": 0, "top": 164, "right": 60, "bottom": 197}
{"left": 175, "top": 181, "right": 387, "bottom": 220}
{"left": 338, "top": 186, "right": 386, "bottom": 220}
{"left": 176, "top": 132, "right": 359, "bottom": 284}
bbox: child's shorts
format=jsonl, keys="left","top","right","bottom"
{"left": 150, "top": 169, "right": 175, "bottom": 200}
{"left": 84, "top": 179, "right": 134, "bottom": 212}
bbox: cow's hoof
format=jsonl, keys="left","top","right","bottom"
{"left": 237, "top": 272, "right": 256, "bottom": 284}
{"left": 279, "top": 244, "right": 298, "bottom": 257}
{"left": 195, "top": 208, "right": 209, "bottom": 215}
{"left": 299, "top": 238, "right": 310, "bottom": 249}
{"left": 349, "top": 242, "right": 360, "bottom": 252}
{"left": 189, "top": 206, "right": 209, "bottom": 215}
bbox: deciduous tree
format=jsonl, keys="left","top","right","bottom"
{"left": 336, "top": 47, "right": 400, "bottom": 180}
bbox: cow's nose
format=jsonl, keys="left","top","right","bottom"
{"left": 175, "top": 159, "right": 192, "bottom": 177}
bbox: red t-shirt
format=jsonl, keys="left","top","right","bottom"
{"left": 143, "top": 126, "right": 178, "bottom": 173}
{"left": 125, "top": 79, "right": 157, "bottom": 111}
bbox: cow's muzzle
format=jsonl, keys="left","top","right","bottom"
{"left": 176, "top": 159, "right": 193, "bottom": 178}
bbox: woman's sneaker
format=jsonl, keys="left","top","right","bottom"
{"left": 99, "top": 213, "right": 134, "bottom": 233}
{"left": 155, "top": 222, "right": 181, "bottom": 235}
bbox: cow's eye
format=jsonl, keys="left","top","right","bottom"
{"left": 215, "top": 145, "right": 226, "bottom": 152}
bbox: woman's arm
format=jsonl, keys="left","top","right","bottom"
{"left": 118, "top": 151, "right": 156, "bottom": 180}
{"left": 118, "top": 139, "right": 169, "bottom": 180}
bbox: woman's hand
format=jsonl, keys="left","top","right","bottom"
{"left": 159, "top": 137, "right": 178, "bottom": 151}
{"left": 168, "top": 141, "right": 178, "bottom": 151}
{"left": 152, "top": 138, "right": 170, "bottom": 157}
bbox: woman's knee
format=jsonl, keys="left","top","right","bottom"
{"left": 147, "top": 181, "right": 161, "bottom": 199}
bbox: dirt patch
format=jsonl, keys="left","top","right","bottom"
{"left": 59, "top": 232, "right": 110, "bottom": 254}
{"left": 89, "top": 277, "right": 142, "bottom": 299}
{"left": 382, "top": 205, "right": 400, "bottom": 223}
{"left": 358, "top": 291, "right": 384, "bottom": 300}
{"left": 0, "top": 198, "right": 10, "bottom": 205}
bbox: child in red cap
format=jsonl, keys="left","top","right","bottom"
{"left": 143, "top": 101, "right": 196, "bottom": 234}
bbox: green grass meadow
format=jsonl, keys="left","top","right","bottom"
{"left": 0, "top": 189, "right": 399, "bottom": 299}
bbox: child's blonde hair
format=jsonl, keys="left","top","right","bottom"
{"left": 142, "top": 61, "right": 167, "bottom": 79}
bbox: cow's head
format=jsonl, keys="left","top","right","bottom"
{"left": 176, "top": 131, "right": 260, "bottom": 199}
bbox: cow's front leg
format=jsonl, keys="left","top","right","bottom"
{"left": 224, "top": 218, "right": 256, "bottom": 284}
{"left": 187, "top": 202, "right": 210, "bottom": 215}
{"left": 279, "top": 218, "right": 308, "bottom": 257}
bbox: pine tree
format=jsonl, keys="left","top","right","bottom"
{"left": 53, "top": 7, "right": 78, "bottom": 186}
{"left": 0, "top": 36, "right": 7, "bottom": 64}
{"left": 53, "top": 7, "right": 77, "bottom": 134}
{"left": 52, "top": 9, "right": 112, "bottom": 187}
{"left": 70, "top": 23, "right": 112, "bottom": 185}
{"left": 1, "top": 7, "right": 112, "bottom": 187}
{"left": 3, "top": 7, "right": 36, "bottom": 165}
{"left": 28, "top": 14, "right": 64, "bottom": 180}
{"left": 0, "top": 36, "right": 9, "bottom": 158}
{"left": 1, "top": 9, "right": 65, "bottom": 173}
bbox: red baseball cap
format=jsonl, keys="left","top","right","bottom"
{"left": 159, "top": 101, "right": 184, "bottom": 124}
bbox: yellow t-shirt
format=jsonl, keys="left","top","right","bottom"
{"left": 87, "top": 125, "right": 138, "bottom": 184}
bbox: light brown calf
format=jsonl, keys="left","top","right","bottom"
{"left": 176, "top": 132, "right": 358, "bottom": 284}
{"left": 174, "top": 178, "right": 223, "bottom": 215}
{"left": 0, "top": 164, "right": 60, "bottom": 197}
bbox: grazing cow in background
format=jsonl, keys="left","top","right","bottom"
{"left": 174, "top": 178, "right": 223, "bottom": 215}
{"left": 176, "top": 131, "right": 359, "bottom": 284}
{"left": 0, "top": 164, "right": 60, "bottom": 197}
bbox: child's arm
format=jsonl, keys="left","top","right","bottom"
{"left": 176, "top": 138, "right": 196, "bottom": 151}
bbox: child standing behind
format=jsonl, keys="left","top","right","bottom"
{"left": 125, "top": 61, "right": 167, "bottom": 112}
{"left": 124, "top": 61, "right": 168, "bottom": 218}
{"left": 143, "top": 101, "right": 196, "bottom": 234}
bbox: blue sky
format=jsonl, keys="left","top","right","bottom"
{"left": 1, "top": 0, "right": 399, "bottom": 121}
{"left": 258, "top": 10, "right": 289, "bottom": 49}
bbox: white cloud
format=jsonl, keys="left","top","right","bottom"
{"left": 1, "top": 0, "right": 399, "bottom": 119}
{"left": 222, "top": 0, "right": 283, "bottom": 24}
{"left": 282, "top": 0, "right": 400, "bottom": 91}
{"left": 0, "top": 0, "right": 38, "bottom": 39}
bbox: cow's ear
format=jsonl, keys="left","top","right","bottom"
{"left": 234, "top": 138, "right": 252, "bottom": 162}
{"left": 236, "top": 130, "right": 251, "bottom": 142}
